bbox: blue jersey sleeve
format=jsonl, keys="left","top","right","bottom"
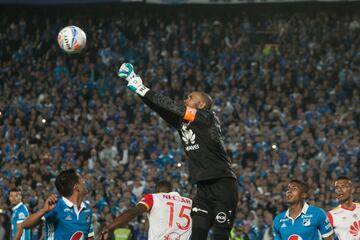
{"left": 273, "top": 215, "right": 281, "bottom": 240}
{"left": 88, "top": 212, "right": 94, "bottom": 238}
{"left": 16, "top": 209, "right": 28, "bottom": 223}
{"left": 317, "top": 208, "right": 333, "bottom": 237}
{"left": 88, "top": 222, "right": 94, "bottom": 238}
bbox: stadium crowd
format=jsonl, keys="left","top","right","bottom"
{"left": 0, "top": 4, "right": 359, "bottom": 239}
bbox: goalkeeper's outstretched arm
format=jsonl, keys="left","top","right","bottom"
{"left": 141, "top": 90, "right": 186, "bottom": 128}
{"left": 118, "top": 63, "right": 213, "bottom": 128}
{"left": 118, "top": 63, "right": 186, "bottom": 128}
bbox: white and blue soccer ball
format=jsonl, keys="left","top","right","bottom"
{"left": 57, "top": 25, "right": 86, "bottom": 53}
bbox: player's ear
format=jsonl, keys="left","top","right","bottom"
{"left": 351, "top": 186, "right": 356, "bottom": 194}
{"left": 73, "top": 183, "right": 80, "bottom": 193}
{"left": 302, "top": 192, "right": 309, "bottom": 200}
{"left": 198, "top": 101, "right": 206, "bottom": 109}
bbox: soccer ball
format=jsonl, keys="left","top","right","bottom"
{"left": 57, "top": 26, "right": 86, "bottom": 53}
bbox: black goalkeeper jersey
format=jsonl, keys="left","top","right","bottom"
{"left": 142, "top": 90, "right": 237, "bottom": 183}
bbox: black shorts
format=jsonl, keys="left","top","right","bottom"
{"left": 191, "top": 177, "right": 238, "bottom": 229}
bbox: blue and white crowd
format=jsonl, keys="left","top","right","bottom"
{"left": 0, "top": 4, "right": 359, "bottom": 239}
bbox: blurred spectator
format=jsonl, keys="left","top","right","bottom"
{"left": 0, "top": 212, "right": 7, "bottom": 239}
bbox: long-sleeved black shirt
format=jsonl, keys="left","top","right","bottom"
{"left": 142, "top": 90, "right": 237, "bottom": 183}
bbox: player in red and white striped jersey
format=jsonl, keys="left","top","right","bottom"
{"left": 101, "top": 180, "right": 192, "bottom": 240}
{"left": 328, "top": 176, "right": 360, "bottom": 240}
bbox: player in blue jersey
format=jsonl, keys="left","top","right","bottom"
{"left": 9, "top": 188, "right": 31, "bottom": 240}
{"left": 273, "top": 179, "right": 334, "bottom": 240}
{"left": 22, "top": 169, "right": 94, "bottom": 240}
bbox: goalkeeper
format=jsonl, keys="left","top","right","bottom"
{"left": 118, "top": 63, "right": 238, "bottom": 240}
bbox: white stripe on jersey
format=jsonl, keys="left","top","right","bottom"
{"left": 46, "top": 224, "right": 54, "bottom": 240}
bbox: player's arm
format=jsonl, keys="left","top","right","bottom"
{"left": 87, "top": 213, "right": 94, "bottom": 240}
{"left": 118, "top": 63, "right": 182, "bottom": 127}
{"left": 22, "top": 193, "right": 57, "bottom": 229}
{"left": 101, "top": 203, "right": 148, "bottom": 240}
{"left": 143, "top": 91, "right": 215, "bottom": 128}
{"left": 14, "top": 210, "right": 28, "bottom": 240}
{"left": 318, "top": 209, "right": 334, "bottom": 240}
{"left": 272, "top": 215, "right": 281, "bottom": 240}
{"left": 327, "top": 212, "right": 334, "bottom": 228}
{"left": 13, "top": 223, "right": 24, "bottom": 240}
{"left": 118, "top": 63, "right": 213, "bottom": 128}
{"left": 87, "top": 225, "right": 94, "bottom": 240}
{"left": 141, "top": 90, "right": 185, "bottom": 128}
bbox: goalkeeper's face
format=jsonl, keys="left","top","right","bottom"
{"left": 184, "top": 92, "right": 206, "bottom": 109}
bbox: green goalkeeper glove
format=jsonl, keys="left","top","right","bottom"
{"left": 118, "top": 63, "right": 149, "bottom": 97}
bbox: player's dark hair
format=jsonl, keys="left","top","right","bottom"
{"left": 55, "top": 168, "right": 79, "bottom": 197}
{"left": 336, "top": 176, "right": 351, "bottom": 181}
{"left": 200, "top": 92, "right": 213, "bottom": 110}
{"left": 336, "top": 176, "right": 352, "bottom": 187}
{"left": 10, "top": 188, "right": 21, "bottom": 193}
{"left": 289, "top": 179, "right": 309, "bottom": 194}
{"left": 155, "top": 180, "right": 172, "bottom": 193}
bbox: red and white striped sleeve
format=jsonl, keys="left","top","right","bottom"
{"left": 138, "top": 194, "right": 154, "bottom": 211}
{"left": 327, "top": 211, "right": 334, "bottom": 227}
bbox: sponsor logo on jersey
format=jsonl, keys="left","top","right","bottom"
{"left": 192, "top": 207, "right": 208, "bottom": 214}
{"left": 70, "top": 231, "right": 84, "bottom": 240}
{"left": 281, "top": 223, "right": 287, "bottom": 228}
{"left": 288, "top": 235, "right": 303, "bottom": 240}
{"left": 65, "top": 215, "right": 72, "bottom": 221}
{"left": 181, "top": 125, "right": 199, "bottom": 151}
{"left": 64, "top": 208, "right": 72, "bottom": 212}
{"left": 181, "top": 125, "right": 195, "bottom": 145}
{"left": 185, "top": 144, "right": 199, "bottom": 151}
{"left": 280, "top": 218, "right": 290, "bottom": 222}
{"left": 163, "top": 232, "right": 181, "bottom": 240}
{"left": 349, "top": 220, "right": 360, "bottom": 237}
{"left": 215, "top": 212, "right": 227, "bottom": 223}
